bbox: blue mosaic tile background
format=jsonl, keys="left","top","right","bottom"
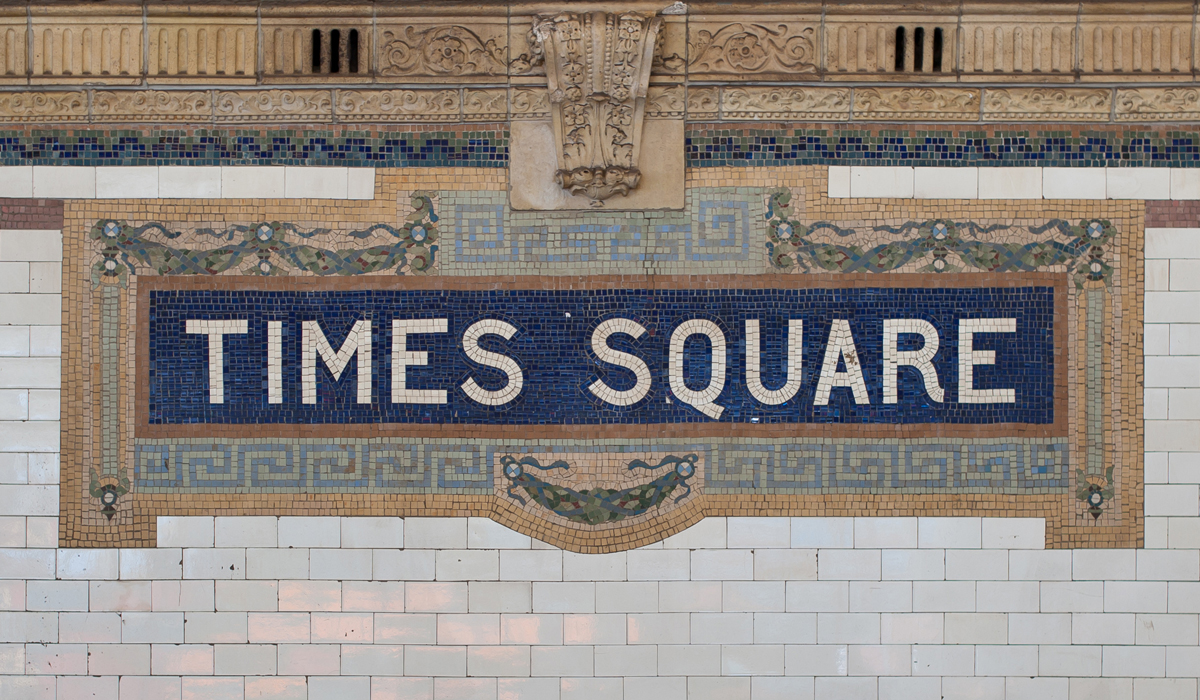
{"left": 148, "top": 287, "right": 1055, "bottom": 426}
{"left": 3, "top": 126, "right": 1199, "bottom": 167}
{"left": 0, "top": 128, "right": 507, "bottom": 167}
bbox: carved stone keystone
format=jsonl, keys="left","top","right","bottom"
{"left": 533, "top": 11, "right": 662, "bottom": 206}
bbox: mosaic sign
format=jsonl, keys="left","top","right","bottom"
{"left": 142, "top": 283, "right": 1058, "bottom": 427}
{"left": 61, "top": 172, "right": 1143, "bottom": 551}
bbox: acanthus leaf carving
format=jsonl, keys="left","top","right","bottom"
{"left": 1115, "top": 88, "right": 1200, "bottom": 121}
{"left": 689, "top": 23, "right": 817, "bottom": 75}
{"left": 0, "top": 91, "right": 87, "bottom": 123}
{"left": 335, "top": 89, "right": 461, "bottom": 123}
{"left": 380, "top": 25, "right": 507, "bottom": 77}
{"left": 854, "top": 87, "right": 980, "bottom": 120}
{"left": 983, "top": 88, "right": 1112, "bottom": 122}
{"left": 721, "top": 86, "right": 850, "bottom": 120}
{"left": 214, "top": 89, "right": 332, "bottom": 123}
{"left": 534, "top": 11, "right": 662, "bottom": 205}
{"left": 91, "top": 90, "right": 212, "bottom": 122}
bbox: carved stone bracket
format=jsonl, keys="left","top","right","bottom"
{"left": 533, "top": 11, "right": 662, "bottom": 206}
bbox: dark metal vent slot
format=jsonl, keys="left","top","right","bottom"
{"left": 310, "top": 29, "right": 362, "bottom": 74}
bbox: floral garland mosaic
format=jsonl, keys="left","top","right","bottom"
{"left": 763, "top": 189, "right": 1115, "bottom": 288}
{"left": 501, "top": 454, "right": 698, "bottom": 525}
{"left": 90, "top": 193, "right": 440, "bottom": 285}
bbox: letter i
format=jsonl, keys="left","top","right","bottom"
{"left": 268, "top": 321, "right": 283, "bottom": 404}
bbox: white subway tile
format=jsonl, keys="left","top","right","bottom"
{"left": 792, "top": 518, "right": 859, "bottom": 549}
{"left": 214, "top": 516, "right": 276, "bottom": 548}
{"left": 912, "top": 581, "right": 974, "bottom": 612}
{"left": 596, "top": 581, "right": 658, "bottom": 613}
{"left": 850, "top": 166, "right": 914, "bottom": 198}
{"left": 32, "top": 166, "right": 95, "bottom": 198}
{"left": 284, "top": 166, "right": 349, "bottom": 199}
{"left": 881, "top": 550, "right": 944, "bottom": 580}
{"left": 1043, "top": 167, "right": 1105, "bottom": 199}
{"left": 309, "top": 549, "right": 371, "bottom": 580}
{"left": 406, "top": 517, "right": 468, "bottom": 549}
{"left": 500, "top": 613, "right": 561, "bottom": 645}
{"left": 815, "top": 612, "right": 879, "bottom": 644}
{"left": 722, "top": 643, "right": 784, "bottom": 675}
{"left": 975, "top": 644, "right": 1039, "bottom": 676}
{"left": 95, "top": 166, "right": 159, "bottom": 199}
{"left": 278, "top": 516, "right": 340, "bottom": 548}
{"left": 157, "top": 517, "right": 214, "bottom": 548}
{"left": 727, "top": 517, "right": 790, "bottom": 548}
{"left": 120, "top": 612, "right": 184, "bottom": 644}
{"left": 1107, "top": 167, "right": 1171, "bottom": 200}
{"left": 1103, "top": 645, "right": 1165, "bottom": 677}
{"left": 159, "top": 166, "right": 221, "bottom": 198}
{"left": 405, "top": 581, "right": 468, "bottom": 613}
{"left": 917, "top": 517, "right": 981, "bottom": 549}
{"left": 1009, "top": 612, "right": 1071, "bottom": 644}
{"left": 786, "top": 581, "right": 849, "bottom": 613}
{"left": 976, "top": 581, "right": 1039, "bottom": 612}
{"left": 911, "top": 644, "right": 973, "bottom": 675}
{"left": 1135, "top": 613, "right": 1199, "bottom": 645}
{"left": 500, "top": 550, "right": 562, "bottom": 582}
{"left": 944, "top": 613, "right": 1007, "bottom": 644}
{"left": 221, "top": 166, "right": 285, "bottom": 199}
{"left": 563, "top": 613, "right": 626, "bottom": 645}
{"left": 691, "top": 549, "right": 753, "bottom": 581}
{"left": 0, "top": 358, "right": 59, "bottom": 389}
{"left": 1135, "top": 678, "right": 1197, "bottom": 700}
{"left": 1041, "top": 581, "right": 1103, "bottom": 612}
{"left": 151, "top": 581, "right": 213, "bottom": 613}
{"left": 981, "top": 518, "right": 1045, "bottom": 549}
{"left": 818, "top": 549, "right": 881, "bottom": 581}
{"left": 827, "top": 165, "right": 851, "bottom": 198}
{"left": 341, "top": 644, "right": 402, "bottom": 676}
{"left": 752, "top": 612, "right": 815, "bottom": 644}
{"left": 57, "top": 549, "right": 118, "bottom": 580}
{"left": 659, "top": 581, "right": 722, "bottom": 613}
{"left": 88, "top": 643, "right": 149, "bottom": 675}
{"left": 374, "top": 613, "right": 436, "bottom": 644}
{"left": 532, "top": 582, "right": 593, "bottom": 613}
{"left": 847, "top": 644, "right": 910, "bottom": 675}
{"left": 879, "top": 612, "right": 942, "bottom": 645}
{"left": 277, "top": 643, "right": 340, "bottom": 675}
{"left": 914, "top": 166, "right": 978, "bottom": 198}
{"left": 782, "top": 643, "right": 846, "bottom": 676}
{"left": 530, "top": 645, "right": 592, "bottom": 676}
{"left": 0, "top": 166, "right": 33, "bottom": 197}
{"left": 310, "top": 612, "right": 372, "bottom": 644}
{"left": 723, "top": 581, "right": 785, "bottom": 613}
{"left": 1106, "top": 581, "right": 1168, "bottom": 613}
{"left": 1147, "top": 229, "right": 1200, "bottom": 260}
{"left": 1171, "top": 168, "right": 1200, "bottom": 199}
{"left": 89, "top": 581, "right": 151, "bottom": 612}
{"left": 978, "top": 166, "right": 1042, "bottom": 199}
{"left": 1147, "top": 484, "right": 1200, "bottom": 516}
{"left": 246, "top": 548, "right": 309, "bottom": 580}
{"left": 1009, "top": 550, "right": 1072, "bottom": 580}
{"left": 26, "top": 581, "right": 87, "bottom": 612}
{"left": 467, "top": 518, "right": 529, "bottom": 549}
{"left": 278, "top": 581, "right": 341, "bottom": 612}
{"left": 661, "top": 517, "right": 726, "bottom": 549}
{"left": 343, "top": 581, "right": 405, "bottom": 613}
{"left": 182, "top": 548, "right": 245, "bottom": 580}
{"left": 754, "top": 549, "right": 817, "bottom": 581}
{"left": 565, "top": 551, "right": 627, "bottom": 581}
{"left": 347, "top": 168, "right": 376, "bottom": 200}
{"left": 214, "top": 581, "right": 277, "bottom": 612}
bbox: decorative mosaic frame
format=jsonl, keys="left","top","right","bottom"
{"left": 60, "top": 166, "right": 1143, "bottom": 551}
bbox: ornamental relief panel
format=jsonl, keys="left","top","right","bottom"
{"left": 854, "top": 87, "right": 980, "bottom": 121}
{"left": 688, "top": 18, "right": 820, "bottom": 80}
{"left": 377, "top": 22, "right": 508, "bottom": 80}
{"left": 982, "top": 87, "right": 1113, "bottom": 122}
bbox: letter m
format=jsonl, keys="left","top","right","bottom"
{"left": 302, "top": 320, "right": 372, "bottom": 404}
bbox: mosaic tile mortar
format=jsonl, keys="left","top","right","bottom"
{"left": 60, "top": 165, "right": 1142, "bottom": 552}
{"left": 9, "top": 123, "right": 1200, "bottom": 168}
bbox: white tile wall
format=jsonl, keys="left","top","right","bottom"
{"left": 0, "top": 166, "right": 375, "bottom": 200}
{"left": 2, "top": 187, "right": 1200, "bottom": 700}
{"left": 829, "top": 165, "right": 1192, "bottom": 200}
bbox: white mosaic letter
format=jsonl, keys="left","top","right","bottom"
{"left": 668, "top": 319, "right": 727, "bottom": 419}
{"left": 814, "top": 319, "right": 870, "bottom": 406}
{"left": 460, "top": 319, "right": 524, "bottom": 407}
{"left": 587, "top": 317, "right": 653, "bottom": 407}
{"left": 185, "top": 319, "right": 248, "bottom": 404}
{"left": 392, "top": 318, "right": 449, "bottom": 404}
{"left": 745, "top": 319, "right": 803, "bottom": 405}
{"left": 958, "top": 318, "right": 1017, "bottom": 403}
{"left": 302, "top": 319, "right": 372, "bottom": 404}
{"left": 268, "top": 321, "right": 283, "bottom": 404}
{"left": 882, "top": 319, "right": 945, "bottom": 404}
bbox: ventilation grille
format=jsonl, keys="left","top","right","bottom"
{"left": 894, "top": 25, "right": 945, "bottom": 73}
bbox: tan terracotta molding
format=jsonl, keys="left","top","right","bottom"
{"left": 0, "top": 3, "right": 1198, "bottom": 87}
{"left": 6, "top": 85, "right": 1200, "bottom": 124}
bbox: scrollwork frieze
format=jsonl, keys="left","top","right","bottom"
{"left": 722, "top": 86, "right": 850, "bottom": 121}
{"left": 688, "top": 21, "right": 818, "bottom": 78}
{"left": 91, "top": 90, "right": 213, "bottom": 123}
{"left": 0, "top": 91, "right": 87, "bottom": 123}
{"left": 1115, "top": 88, "right": 1200, "bottom": 122}
{"left": 214, "top": 89, "right": 333, "bottom": 123}
{"left": 983, "top": 88, "right": 1113, "bottom": 122}
{"left": 854, "top": 88, "right": 980, "bottom": 121}
{"left": 335, "top": 89, "right": 461, "bottom": 123}
{"left": 379, "top": 24, "right": 508, "bottom": 78}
